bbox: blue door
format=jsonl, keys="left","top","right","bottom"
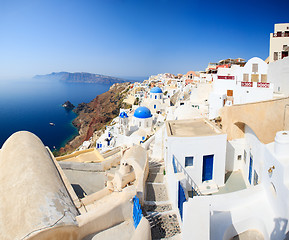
{"left": 248, "top": 155, "right": 253, "bottom": 184}
{"left": 178, "top": 181, "right": 186, "bottom": 220}
{"left": 202, "top": 155, "right": 214, "bottom": 182}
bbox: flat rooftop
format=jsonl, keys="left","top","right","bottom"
{"left": 166, "top": 118, "right": 223, "bottom": 137}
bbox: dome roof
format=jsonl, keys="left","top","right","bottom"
{"left": 119, "top": 111, "right": 128, "bottom": 118}
{"left": 134, "top": 106, "right": 152, "bottom": 119}
{"left": 150, "top": 87, "right": 163, "bottom": 93}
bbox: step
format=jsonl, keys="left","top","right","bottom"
{"left": 149, "top": 166, "right": 165, "bottom": 174}
{"left": 157, "top": 233, "right": 182, "bottom": 240}
{"left": 145, "top": 212, "right": 181, "bottom": 240}
{"left": 143, "top": 203, "right": 172, "bottom": 213}
{"left": 146, "top": 183, "right": 169, "bottom": 202}
{"left": 146, "top": 209, "right": 176, "bottom": 217}
{"left": 147, "top": 172, "right": 164, "bottom": 183}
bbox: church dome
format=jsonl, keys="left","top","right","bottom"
{"left": 150, "top": 87, "right": 163, "bottom": 93}
{"left": 133, "top": 106, "right": 152, "bottom": 119}
{"left": 119, "top": 111, "right": 128, "bottom": 118}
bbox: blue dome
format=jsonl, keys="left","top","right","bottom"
{"left": 134, "top": 106, "right": 152, "bottom": 119}
{"left": 119, "top": 111, "right": 128, "bottom": 118}
{"left": 150, "top": 87, "right": 163, "bottom": 93}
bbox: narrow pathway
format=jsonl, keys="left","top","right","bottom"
{"left": 143, "top": 142, "right": 181, "bottom": 240}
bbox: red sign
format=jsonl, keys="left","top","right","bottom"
{"left": 241, "top": 82, "right": 253, "bottom": 87}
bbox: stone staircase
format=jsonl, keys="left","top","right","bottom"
{"left": 143, "top": 160, "right": 181, "bottom": 240}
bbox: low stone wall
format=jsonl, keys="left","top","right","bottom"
{"left": 59, "top": 153, "right": 121, "bottom": 172}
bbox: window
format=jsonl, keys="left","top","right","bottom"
{"left": 154, "top": 105, "right": 156, "bottom": 109}
{"left": 274, "top": 52, "right": 278, "bottom": 61}
{"left": 185, "top": 156, "right": 194, "bottom": 167}
{"left": 244, "top": 150, "right": 247, "bottom": 164}
{"left": 261, "top": 74, "right": 267, "bottom": 83}
{"left": 155, "top": 95, "right": 157, "bottom": 99}
{"left": 252, "top": 64, "right": 258, "bottom": 73}
{"left": 251, "top": 74, "right": 259, "bottom": 82}
{"left": 237, "top": 155, "right": 242, "bottom": 160}
{"left": 243, "top": 73, "right": 249, "bottom": 82}
{"left": 253, "top": 170, "right": 259, "bottom": 186}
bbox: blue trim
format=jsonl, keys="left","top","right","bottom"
{"left": 178, "top": 181, "right": 186, "bottom": 220}
{"left": 150, "top": 87, "right": 162, "bottom": 93}
{"left": 133, "top": 196, "right": 143, "bottom": 228}
{"left": 172, "top": 155, "right": 178, "bottom": 173}
{"left": 202, "top": 155, "right": 214, "bottom": 182}
{"left": 119, "top": 111, "right": 128, "bottom": 118}
{"left": 249, "top": 156, "right": 253, "bottom": 184}
{"left": 133, "top": 106, "right": 152, "bottom": 119}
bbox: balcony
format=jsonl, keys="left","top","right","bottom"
{"left": 257, "top": 82, "right": 270, "bottom": 88}
{"left": 241, "top": 82, "right": 253, "bottom": 87}
{"left": 273, "top": 32, "right": 289, "bottom": 37}
{"left": 240, "top": 82, "right": 271, "bottom": 88}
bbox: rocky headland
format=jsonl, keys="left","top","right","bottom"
{"left": 34, "top": 72, "right": 128, "bottom": 84}
{"left": 55, "top": 82, "right": 131, "bottom": 156}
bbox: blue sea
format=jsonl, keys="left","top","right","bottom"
{"left": 0, "top": 79, "right": 110, "bottom": 150}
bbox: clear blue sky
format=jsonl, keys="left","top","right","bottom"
{"left": 0, "top": 0, "right": 287, "bottom": 80}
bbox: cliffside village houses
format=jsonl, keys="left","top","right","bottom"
{"left": 1, "top": 23, "right": 289, "bottom": 240}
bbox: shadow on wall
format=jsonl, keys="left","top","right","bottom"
{"left": 271, "top": 218, "right": 288, "bottom": 240}
{"left": 222, "top": 215, "right": 268, "bottom": 240}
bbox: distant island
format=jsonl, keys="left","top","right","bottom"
{"left": 34, "top": 72, "right": 129, "bottom": 84}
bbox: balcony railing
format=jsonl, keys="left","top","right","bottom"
{"left": 257, "top": 82, "right": 270, "bottom": 88}
{"left": 273, "top": 32, "right": 289, "bottom": 37}
{"left": 241, "top": 82, "right": 253, "bottom": 87}
{"left": 172, "top": 155, "right": 202, "bottom": 196}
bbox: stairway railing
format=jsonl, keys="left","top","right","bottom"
{"left": 172, "top": 155, "right": 202, "bottom": 196}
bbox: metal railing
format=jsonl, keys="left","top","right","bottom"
{"left": 172, "top": 155, "right": 202, "bottom": 196}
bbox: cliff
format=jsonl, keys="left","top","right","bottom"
{"left": 55, "top": 82, "right": 131, "bottom": 155}
{"left": 34, "top": 72, "right": 128, "bottom": 84}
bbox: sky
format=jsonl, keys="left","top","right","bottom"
{"left": 0, "top": 0, "right": 288, "bottom": 80}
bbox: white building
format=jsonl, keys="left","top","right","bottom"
{"left": 269, "top": 23, "right": 289, "bottom": 63}
{"left": 132, "top": 106, "right": 153, "bottom": 130}
{"left": 268, "top": 56, "right": 289, "bottom": 95}
{"left": 146, "top": 87, "right": 164, "bottom": 114}
{"left": 164, "top": 118, "right": 227, "bottom": 212}
{"left": 209, "top": 57, "right": 273, "bottom": 119}
{"left": 118, "top": 111, "right": 129, "bottom": 136}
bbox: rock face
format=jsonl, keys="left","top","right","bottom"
{"left": 62, "top": 101, "right": 75, "bottom": 110}
{"left": 56, "top": 82, "right": 131, "bottom": 155}
{"left": 34, "top": 72, "right": 128, "bottom": 84}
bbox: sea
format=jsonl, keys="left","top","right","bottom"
{"left": 0, "top": 78, "right": 111, "bottom": 151}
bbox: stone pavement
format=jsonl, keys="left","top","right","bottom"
{"left": 143, "top": 141, "right": 181, "bottom": 240}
